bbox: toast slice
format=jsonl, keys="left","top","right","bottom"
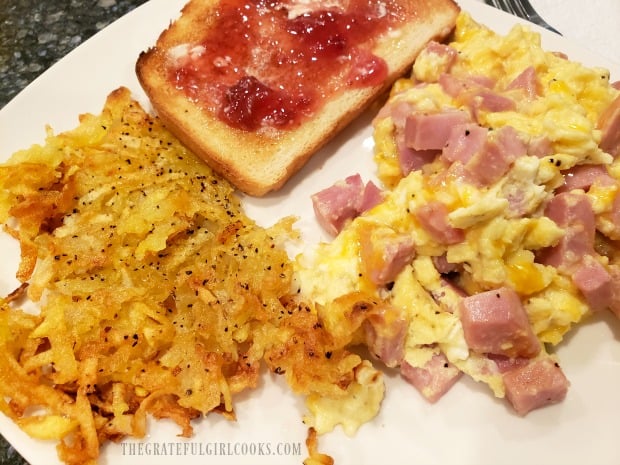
{"left": 136, "top": 0, "right": 460, "bottom": 196}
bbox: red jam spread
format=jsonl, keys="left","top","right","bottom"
{"left": 169, "top": 0, "right": 408, "bottom": 131}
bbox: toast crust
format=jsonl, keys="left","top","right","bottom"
{"left": 137, "top": 0, "right": 460, "bottom": 196}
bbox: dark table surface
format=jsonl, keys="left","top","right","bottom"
{"left": 0, "top": 0, "right": 148, "bottom": 109}
{"left": 0, "top": 2, "right": 148, "bottom": 462}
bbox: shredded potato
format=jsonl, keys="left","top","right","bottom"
{"left": 0, "top": 88, "right": 371, "bottom": 465}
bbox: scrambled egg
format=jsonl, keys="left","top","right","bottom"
{"left": 297, "top": 12, "right": 620, "bottom": 407}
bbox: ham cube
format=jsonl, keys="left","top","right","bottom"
{"left": 439, "top": 73, "right": 496, "bottom": 98}
{"left": 432, "top": 254, "right": 460, "bottom": 275}
{"left": 359, "top": 180, "right": 384, "bottom": 213}
{"left": 441, "top": 123, "right": 488, "bottom": 164}
{"left": 503, "top": 358, "right": 570, "bottom": 416}
{"left": 404, "top": 110, "right": 471, "bottom": 151}
{"left": 572, "top": 257, "right": 613, "bottom": 311}
{"left": 440, "top": 73, "right": 514, "bottom": 121}
{"left": 414, "top": 41, "right": 458, "bottom": 81}
{"left": 430, "top": 278, "right": 467, "bottom": 313}
{"left": 469, "top": 89, "right": 516, "bottom": 113}
{"left": 397, "top": 142, "right": 439, "bottom": 176}
{"left": 487, "top": 353, "right": 530, "bottom": 373}
{"left": 423, "top": 41, "right": 458, "bottom": 64}
{"left": 607, "top": 265, "right": 620, "bottom": 319}
{"left": 538, "top": 192, "right": 596, "bottom": 271}
{"left": 597, "top": 94, "right": 620, "bottom": 158}
{"left": 414, "top": 201, "right": 465, "bottom": 244}
{"left": 465, "top": 126, "right": 526, "bottom": 186}
{"left": 311, "top": 175, "right": 384, "bottom": 236}
{"left": 458, "top": 287, "right": 540, "bottom": 358}
{"left": 359, "top": 226, "right": 416, "bottom": 285}
{"left": 545, "top": 192, "right": 596, "bottom": 229}
{"left": 603, "top": 189, "right": 620, "bottom": 240}
{"left": 507, "top": 66, "right": 540, "bottom": 99}
{"left": 527, "top": 135, "right": 554, "bottom": 158}
{"left": 311, "top": 174, "right": 365, "bottom": 236}
{"left": 560, "top": 164, "right": 614, "bottom": 192}
{"left": 364, "top": 304, "right": 408, "bottom": 368}
{"left": 401, "top": 353, "right": 462, "bottom": 403}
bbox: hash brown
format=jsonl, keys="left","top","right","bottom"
{"left": 0, "top": 87, "right": 375, "bottom": 465}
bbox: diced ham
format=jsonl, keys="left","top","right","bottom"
{"left": 429, "top": 277, "right": 467, "bottom": 313}
{"left": 312, "top": 176, "right": 384, "bottom": 236}
{"left": 560, "top": 164, "right": 615, "bottom": 192}
{"left": 605, "top": 191, "right": 620, "bottom": 240}
{"left": 424, "top": 41, "right": 458, "bottom": 62}
{"left": 364, "top": 305, "right": 408, "bottom": 367}
{"left": 415, "top": 41, "right": 458, "bottom": 81}
{"left": 397, "top": 138, "right": 439, "bottom": 176}
{"left": 359, "top": 226, "right": 416, "bottom": 285}
{"left": 439, "top": 73, "right": 495, "bottom": 98}
{"left": 527, "top": 135, "right": 554, "bottom": 158}
{"left": 496, "top": 125, "right": 527, "bottom": 156}
{"left": 387, "top": 100, "right": 416, "bottom": 128}
{"left": 389, "top": 101, "right": 440, "bottom": 175}
{"left": 432, "top": 254, "right": 459, "bottom": 274}
{"left": 607, "top": 265, "right": 620, "bottom": 319}
{"left": 400, "top": 352, "right": 462, "bottom": 403}
{"left": 429, "top": 160, "right": 469, "bottom": 192}
{"left": 506, "top": 66, "right": 540, "bottom": 99}
{"left": 438, "top": 73, "right": 468, "bottom": 97}
{"left": 597, "top": 95, "right": 620, "bottom": 158}
{"left": 414, "top": 201, "right": 465, "bottom": 245}
{"left": 359, "top": 181, "right": 384, "bottom": 213}
{"left": 458, "top": 287, "right": 540, "bottom": 358}
{"left": 311, "top": 174, "right": 365, "bottom": 236}
{"left": 469, "top": 89, "right": 516, "bottom": 114}
{"left": 439, "top": 74, "right": 516, "bottom": 121}
{"left": 389, "top": 102, "right": 455, "bottom": 175}
{"left": 487, "top": 354, "right": 530, "bottom": 373}
{"left": 470, "top": 76, "right": 498, "bottom": 88}
{"left": 465, "top": 126, "right": 525, "bottom": 186}
{"left": 572, "top": 256, "right": 613, "bottom": 311}
{"left": 440, "top": 73, "right": 515, "bottom": 120}
{"left": 404, "top": 110, "right": 471, "bottom": 151}
{"left": 537, "top": 192, "right": 596, "bottom": 270}
{"left": 441, "top": 123, "right": 488, "bottom": 164}
{"left": 503, "top": 358, "right": 570, "bottom": 416}
{"left": 544, "top": 191, "right": 595, "bottom": 230}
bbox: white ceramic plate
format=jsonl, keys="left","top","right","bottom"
{"left": 1, "top": 1, "right": 619, "bottom": 464}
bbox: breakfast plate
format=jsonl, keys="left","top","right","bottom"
{"left": 0, "top": 1, "right": 619, "bottom": 465}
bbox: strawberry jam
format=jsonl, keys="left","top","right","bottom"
{"left": 170, "top": 0, "right": 408, "bottom": 131}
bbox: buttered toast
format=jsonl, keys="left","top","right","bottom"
{"left": 136, "top": 0, "right": 460, "bottom": 196}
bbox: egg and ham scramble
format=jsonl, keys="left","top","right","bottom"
{"left": 0, "top": 11, "right": 619, "bottom": 465}
{"left": 300, "top": 11, "right": 620, "bottom": 423}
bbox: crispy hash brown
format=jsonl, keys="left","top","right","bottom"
{"left": 0, "top": 87, "right": 380, "bottom": 465}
